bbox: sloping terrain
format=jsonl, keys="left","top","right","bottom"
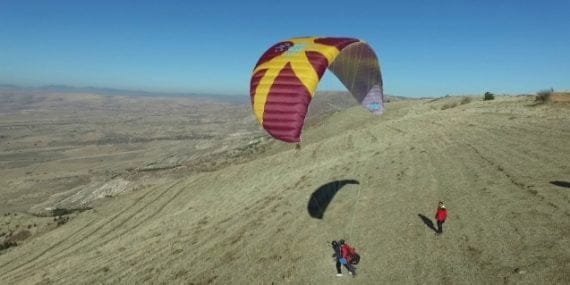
{"left": 0, "top": 90, "right": 263, "bottom": 212}
{"left": 0, "top": 89, "right": 387, "bottom": 214}
{"left": 1, "top": 96, "right": 569, "bottom": 284}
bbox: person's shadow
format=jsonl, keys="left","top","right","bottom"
{"left": 418, "top": 214, "right": 437, "bottom": 232}
{"left": 550, "top": 181, "right": 570, "bottom": 188}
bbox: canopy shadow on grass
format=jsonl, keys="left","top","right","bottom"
{"left": 550, "top": 181, "right": 570, "bottom": 189}
{"left": 307, "top": 179, "right": 360, "bottom": 219}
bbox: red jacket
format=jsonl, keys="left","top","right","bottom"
{"left": 435, "top": 208, "right": 447, "bottom": 222}
{"left": 341, "top": 244, "right": 355, "bottom": 261}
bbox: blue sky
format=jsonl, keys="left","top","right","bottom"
{"left": 1, "top": 0, "right": 569, "bottom": 97}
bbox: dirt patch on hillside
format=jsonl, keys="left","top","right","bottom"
{"left": 550, "top": 92, "right": 570, "bottom": 102}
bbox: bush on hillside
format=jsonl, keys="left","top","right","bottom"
{"left": 460, "top": 96, "right": 472, "bottom": 105}
{"left": 49, "top": 207, "right": 92, "bottom": 217}
{"left": 536, "top": 89, "right": 553, "bottom": 103}
{"left": 483, "top": 92, "right": 495, "bottom": 101}
{"left": 52, "top": 208, "right": 72, "bottom": 217}
{"left": 0, "top": 240, "right": 18, "bottom": 251}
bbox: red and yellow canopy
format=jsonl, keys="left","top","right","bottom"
{"left": 250, "top": 36, "right": 383, "bottom": 143}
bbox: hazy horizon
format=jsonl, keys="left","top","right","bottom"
{"left": 3, "top": 83, "right": 562, "bottom": 100}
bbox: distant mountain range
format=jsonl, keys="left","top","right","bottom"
{"left": 0, "top": 84, "right": 413, "bottom": 102}
{"left": 0, "top": 84, "right": 247, "bottom": 103}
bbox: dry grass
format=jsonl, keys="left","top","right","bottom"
{"left": 460, "top": 96, "right": 472, "bottom": 105}
{"left": 440, "top": 96, "right": 472, "bottom": 110}
{"left": 0, "top": 94, "right": 569, "bottom": 284}
{"left": 549, "top": 92, "right": 570, "bottom": 103}
{"left": 440, "top": 102, "right": 458, "bottom": 110}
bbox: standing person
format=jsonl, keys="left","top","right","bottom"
{"left": 339, "top": 240, "right": 357, "bottom": 277}
{"left": 435, "top": 201, "right": 448, "bottom": 235}
{"left": 331, "top": 241, "right": 343, "bottom": 277}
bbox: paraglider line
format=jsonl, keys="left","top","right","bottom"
{"left": 347, "top": 183, "right": 362, "bottom": 241}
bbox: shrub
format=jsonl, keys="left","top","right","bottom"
{"left": 0, "top": 240, "right": 18, "bottom": 251}
{"left": 56, "top": 216, "right": 69, "bottom": 226}
{"left": 52, "top": 208, "right": 72, "bottom": 217}
{"left": 483, "top": 92, "right": 495, "bottom": 101}
{"left": 460, "top": 97, "right": 472, "bottom": 105}
{"left": 536, "top": 89, "right": 553, "bottom": 103}
{"left": 441, "top": 102, "right": 458, "bottom": 110}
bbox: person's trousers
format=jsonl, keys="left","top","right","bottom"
{"left": 437, "top": 220, "right": 444, "bottom": 233}
{"left": 336, "top": 260, "right": 354, "bottom": 274}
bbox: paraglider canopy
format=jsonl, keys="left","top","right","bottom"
{"left": 250, "top": 36, "right": 384, "bottom": 143}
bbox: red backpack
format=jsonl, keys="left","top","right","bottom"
{"left": 344, "top": 244, "right": 360, "bottom": 265}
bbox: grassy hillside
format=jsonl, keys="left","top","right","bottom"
{"left": 1, "top": 95, "right": 569, "bottom": 284}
